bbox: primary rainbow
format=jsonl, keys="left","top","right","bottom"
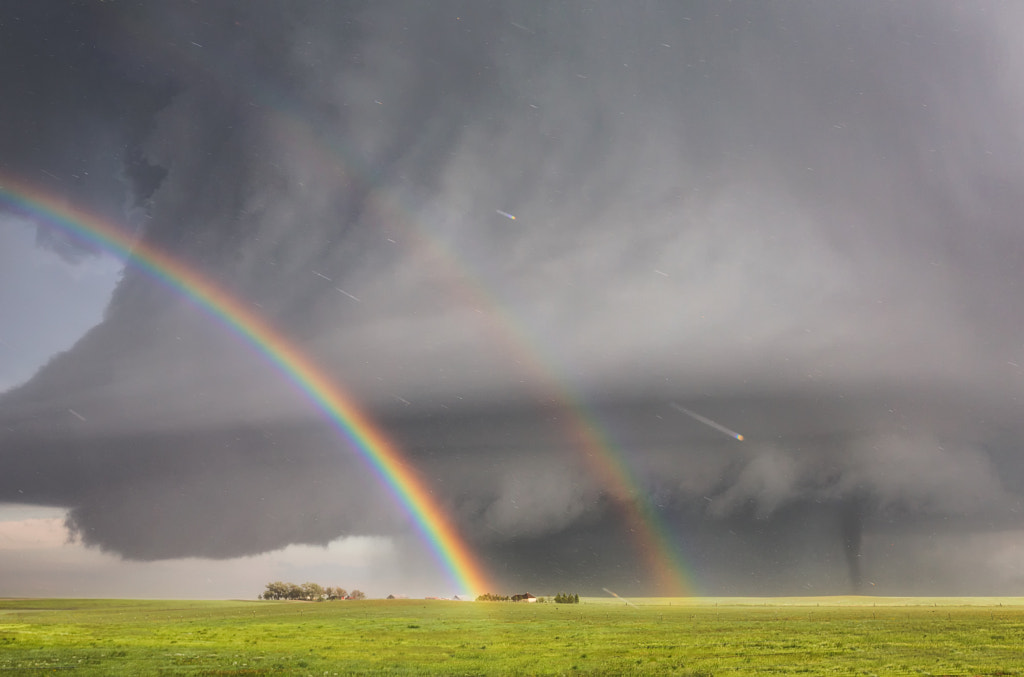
{"left": 0, "top": 174, "right": 491, "bottom": 597}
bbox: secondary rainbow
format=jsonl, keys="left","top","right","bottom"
{"left": 0, "top": 174, "right": 491, "bottom": 596}
{"left": 267, "top": 114, "right": 698, "bottom": 595}
{"left": 402, "top": 220, "right": 695, "bottom": 595}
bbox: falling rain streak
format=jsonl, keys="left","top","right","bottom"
{"left": 670, "top": 403, "right": 744, "bottom": 441}
{"left": 602, "top": 587, "right": 638, "bottom": 608}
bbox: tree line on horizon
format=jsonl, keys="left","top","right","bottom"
{"left": 259, "top": 581, "right": 365, "bottom": 601}
{"left": 475, "top": 592, "right": 580, "bottom": 603}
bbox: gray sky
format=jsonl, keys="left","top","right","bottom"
{"left": 2, "top": 0, "right": 1024, "bottom": 598}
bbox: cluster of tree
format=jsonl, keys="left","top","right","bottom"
{"left": 554, "top": 593, "right": 580, "bottom": 604}
{"left": 259, "top": 581, "right": 365, "bottom": 601}
{"left": 475, "top": 592, "right": 511, "bottom": 602}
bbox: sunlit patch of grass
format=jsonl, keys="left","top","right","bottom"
{"left": 0, "top": 597, "right": 1023, "bottom": 675}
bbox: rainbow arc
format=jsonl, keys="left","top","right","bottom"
{"left": 0, "top": 174, "right": 491, "bottom": 597}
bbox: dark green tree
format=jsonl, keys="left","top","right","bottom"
{"left": 476, "top": 593, "right": 510, "bottom": 602}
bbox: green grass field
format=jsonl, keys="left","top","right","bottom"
{"left": 2, "top": 597, "right": 1023, "bottom": 675}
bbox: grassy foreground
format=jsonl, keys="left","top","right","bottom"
{"left": 2, "top": 597, "right": 1023, "bottom": 675}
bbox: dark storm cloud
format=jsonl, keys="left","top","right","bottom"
{"left": 3, "top": 421, "right": 409, "bottom": 560}
{"left": 0, "top": 2, "right": 175, "bottom": 257}
{"left": 3, "top": 0, "right": 1024, "bottom": 594}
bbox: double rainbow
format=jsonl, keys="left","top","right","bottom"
{"left": 104, "top": 11, "right": 698, "bottom": 594}
{"left": 258, "top": 114, "right": 698, "bottom": 595}
{"left": 0, "top": 174, "right": 491, "bottom": 596}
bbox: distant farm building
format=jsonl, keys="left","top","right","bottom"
{"left": 511, "top": 593, "right": 537, "bottom": 603}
